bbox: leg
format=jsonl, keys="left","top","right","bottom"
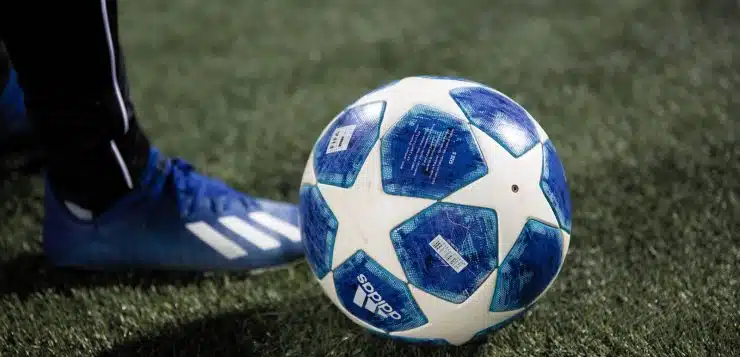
{"left": 0, "top": 0, "right": 149, "bottom": 213}
{"left": 0, "top": 0, "right": 304, "bottom": 271}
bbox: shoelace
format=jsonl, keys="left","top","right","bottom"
{"left": 170, "top": 158, "right": 247, "bottom": 217}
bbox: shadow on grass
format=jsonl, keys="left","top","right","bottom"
{"left": 96, "top": 297, "right": 487, "bottom": 357}
{"left": 0, "top": 135, "right": 44, "bottom": 179}
{"left": 693, "top": 0, "right": 740, "bottom": 21}
{"left": 0, "top": 252, "right": 237, "bottom": 300}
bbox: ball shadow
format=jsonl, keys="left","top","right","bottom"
{"left": 96, "top": 295, "right": 487, "bottom": 357}
{"left": 0, "top": 252, "right": 230, "bottom": 300}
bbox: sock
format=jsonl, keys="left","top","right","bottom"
{"left": 42, "top": 115, "right": 152, "bottom": 217}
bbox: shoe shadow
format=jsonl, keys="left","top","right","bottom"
{"left": 0, "top": 252, "right": 242, "bottom": 300}
{"left": 96, "top": 296, "right": 487, "bottom": 357}
{"left": 0, "top": 139, "right": 44, "bottom": 178}
{"left": 0, "top": 171, "right": 39, "bottom": 216}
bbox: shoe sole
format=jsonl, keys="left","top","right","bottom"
{"left": 48, "top": 256, "right": 306, "bottom": 274}
{"left": 247, "top": 257, "right": 305, "bottom": 276}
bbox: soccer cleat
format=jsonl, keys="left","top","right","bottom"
{"left": 42, "top": 148, "right": 305, "bottom": 271}
{"left": 0, "top": 68, "right": 30, "bottom": 144}
{"left": 0, "top": 68, "right": 25, "bottom": 125}
{"left": 0, "top": 67, "right": 40, "bottom": 173}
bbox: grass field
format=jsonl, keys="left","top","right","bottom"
{"left": 1, "top": 0, "right": 738, "bottom": 356}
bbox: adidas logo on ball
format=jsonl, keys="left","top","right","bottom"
{"left": 353, "top": 274, "right": 402, "bottom": 320}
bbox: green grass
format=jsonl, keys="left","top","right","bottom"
{"left": 1, "top": 0, "right": 739, "bottom": 356}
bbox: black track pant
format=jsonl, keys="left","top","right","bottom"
{"left": 0, "top": 0, "right": 151, "bottom": 213}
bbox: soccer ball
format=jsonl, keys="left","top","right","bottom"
{"left": 298, "top": 76, "right": 572, "bottom": 346}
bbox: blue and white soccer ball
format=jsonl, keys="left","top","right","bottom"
{"left": 299, "top": 76, "right": 572, "bottom": 346}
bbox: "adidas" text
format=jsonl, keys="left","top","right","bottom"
{"left": 353, "top": 274, "right": 402, "bottom": 320}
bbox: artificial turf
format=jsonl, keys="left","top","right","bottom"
{"left": 0, "top": 0, "right": 738, "bottom": 356}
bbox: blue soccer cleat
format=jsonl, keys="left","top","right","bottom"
{"left": 0, "top": 68, "right": 27, "bottom": 132}
{"left": 43, "top": 148, "right": 305, "bottom": 271}
{"left": 0, "top": 67, "right": 41, "bottom": 173}
{"left": 0, "top": 68, "right": 31, "bottom": 147}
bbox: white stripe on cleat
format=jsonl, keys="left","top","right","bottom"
{"left": 249, "top": 212, "right": 302, "bottom": 242}
{"left": 186, "top": 222, "right": 248, "bottom": 259}
{"left": 219, "top": 216, "right": 282, "bottom": 250}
